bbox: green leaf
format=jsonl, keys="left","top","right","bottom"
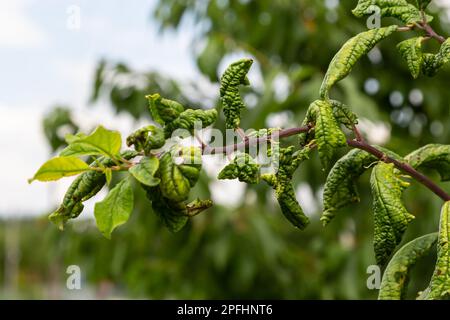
{"left": 352, "top": 0, "right": 430, "bottom": 24}
{"left": 378, "top": 233, "right": 438, "bottom": 300}
{"left": 129, "top": 156, "right": 160, "bottom": 187}
{"left": 104, "top": 168, "right": 112, "bottom": 186}
{"left": 28, "top": 156, "right": 90, "bottom": 183}
{"left": 397, "top": 37, "right": 424, "bottom": 79}
{"left": 261, "top": 146, "right": 313, "bottom": 230}
{"left": 146, "top": 93, "right": 184, "bottom": 125}
{"left": 426, "top": 201, "right": 450, "bottom": 299}
{"left": 330, "top": 100, "right": 358, "bottom": 130}
{"left": 415, "top": 0, "right": 432, "bottom": 10}
{"left": 371, "top": 162, "right": 415, "bottom": 266}
{"left": 308, "top": 100, "right": 347, "bottom": 169}
{"left": 60, "top": 125, "right": 122, "bottom": 159}
{"left": 94, "top": 177, "right": 134, "bottom": 239}
{"left": 320, "top": 26, "right": 398, "bottom": 99}
{"left": 159, "top": 147, "right": 202, "bottom": 202}
{"left": 126, "top": 125, "right": 165, "bottom": 154}
{"left": 406, "top": 144, "right": 450, "bottom": 181}
{"left": 220, "top": 58, "right": 253, "bottom": 129}
{"left": 163, "top": 108, "right": 218, "bottom": 138}
{"left": 322, "top": 147, "right": 403, "bottom": 225}
{"left": 422, "top": 38, "right": 450, "bottom": 76}
{"left": 218, "top": 152, "right": 260, "bottom": 184}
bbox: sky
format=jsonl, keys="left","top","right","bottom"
{"left": 0, "top": 0, "right": 202, "bottom": 216}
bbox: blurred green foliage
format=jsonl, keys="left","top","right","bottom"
{"left": 1, "top": 0, "right": 450, "bottom": 299}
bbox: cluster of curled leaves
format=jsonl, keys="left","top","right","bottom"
{"left": 30, "top": 0, "right": 450, "bottom": 299}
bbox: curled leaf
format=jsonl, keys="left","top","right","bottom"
{"left": 352, "top": 0, "right": 430, "bottom": 24}
{"left": 379, "top": 233, "right": 438, "bottom": 300}
{"left": 126, "top": 125, "right": 165, "bottom": 154}
{"left": 371, "top": 162, "right": 415, "bottom": 266}
{"left": 320, "top": 26, "right": 398, "bottom": 99}
{"left": 330, "top": 100, "right": 358, "bottom": 130}
{"left": 397, "top": 37, "right": 424, "bottom": 79}
{"left": 146, "top": 93, "right": 184, "bottom": 125}
{"left": 406, "top": 144, "right": 450, "bottom": 181}
{"left": 218, "top": 152, "right": 260, "bottom": 184}
{"left": 220, "top": 58, "right": 253, "bottom": 129}
{"left": 129, "top": 156, "right": 160, "bottom": 187}
{"left": 164, "top": 108, "right": 217, "bottom": 138}
{"left": 426, "top": 201, "right": 450, "bottom": 299}
{"left": 422, "top": 38, "right": 450, "bottom": 76}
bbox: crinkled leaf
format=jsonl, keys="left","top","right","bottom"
{"left": 28, "top": 156, "right": 90, "bottom": 183}
{"left": 371, "top": 162, "right": 415, "bottom": 266}
{"left": 164, "top": 108, "right": 217, "bottom": 138}
{"left": 379, "top": 233, "right": 438, "bottom": 300}
{"left": 415, "top": 0, "right": 432, "bottom": 10}
{"left": 159, "top": 147, "right": 202, "bottom": 202}
{"left": 220, "top": 58, "right": 253, "bottom": 129}
{"left": 330, "top": 100, "right": 358, "bottom": 130}
{"left": 426, "top": 201, "right": 450, "bottom": 299}
{"left": 422, "top": 38, "right": 450, "bottom": 76}
{"left": 126, "top": 125, "right": 165, "bottom": 154}
{"left": 397, "top": 37, "right": 424, "bottom": 79}
{"left": 322, "top": 147, "right": 403, "bottom": 225}
{"left": 320, "top": 26, "right": 398, "bottom": 99}
{"left": 406, "top": 144, "right": 450, "bottom": 181}
{"left": 129, "top": 156, "right": 160, "bottom": 187}
{"left": 146, "top": 93, "right": 184, "bottom": 125}
{"left": 309, "top": 100, "right": 347, "bottom": 169}
{"left": 94, "top": 177, "right": 134, "bottom": 239}
{"left": 60, "top": 125, "right": 122, "bottom": 158}
{"left": 218, "top": 152, "right": 260, "bottom": 184}
{"left": 352, "top": 0, "right": 431, "bottom": 24}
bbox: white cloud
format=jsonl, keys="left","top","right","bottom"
{"left": 0, "top": 0, "right": 48, "bottom": 48}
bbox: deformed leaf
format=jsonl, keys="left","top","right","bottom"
{"left": 163, "top": 108, "right": 218, "bottom": 138}
{"left": 415, "top": 0, "right": 432, "bottom": 10}
{"left": 308, "top": 100, "right": 347, "bottom": 169}
{"left": 320, "top": 26, "right": 398, "bottom": 99}
{"left": 94, "top": 177, "right": 134, "bottom": 239}
{"left": 422, "top": 38, "right": 450, "bottom": 76}
{"left": 218, "top": 152, "right": 260, "bottom": 184}
{"left": 129, "top": 156, "right": 160, "bottom": 187}
{"left": 371, "top": 162, "right": 415, "bottom": 266}
{"left": 322, "top": 147, "right": 403, "bottom": 225}
{"left": 426, "top": 201, "right": 450, "bottom": 299}
{"left": 220, "top": 58, "right": 253, "bottom": 129}
{"left": 352, "top": 0, "right": 431, "bottom": 24}
{"left": 126, "top": 125, "right": 165, "bottom": 154}
{"left": 397, "top": 37, "right": 424, "bottom": 79}
{"left": 159, "top": 147, "right": 202, "bottom": 202}
{"left": 28, "top": 156, "right": 90, "bottom": 183}
{"left": 379, "top": 233, "right": 438, "bottom": 300}
{"left": 146, "top": 93, "right": 184, "bottom": 125}
{"left": 330, "top": 100, "right": 358, "bottom": 130}
{"left": 60, "top": 125, "right": 122, "bottom": 159}
{"left": 405, "top": 144, "right": 450, "bottom": 181}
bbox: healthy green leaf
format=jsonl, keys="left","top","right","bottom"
{"left": 146, "top": 93, "right": 184, "bottom": 125}
{"left": 126, "top": 125, "right": 165, "bottom": 154}
{"left": 405, "top": 144, "right": 450, "bottom": 181}
{"left": 397, "top": 37, "right": 424, "bottom": 79}
{"left": 320, "top": 26, "right": 398, "bottom": 99}
{"left": 218, "top": 152, "right": 260, "bottom": 184}
{"left": 60, "top": 125, "right": 122, "bottom": 159}
{"left": 94, "top": 177, "right": 134, "bottom": 239}
{"left": 129, "top": 156, "right": 160, "bottom": 187}
{"left": 352, "top": 0, "right": 430, "bottom": 24}
{"left": 163, "top": 108, "right": 218, "bottom": 138}
{"left": 309, "top": 100, "right": 347, "bottom": 169}
{"left": 371, "top": 162, "right": 415, "bottom": 266}
{"left": 220, "top": 58, "right": 253, "bottom": 129}
{"left": 378, "top": 233, "right": 438, "bottom": 300}
{"left": 159, "top": 147, "right": 202, "bottom": 202}
{"left": 28, "top": 156, "right": 90, "bottom": 183}
{"left": 426, "top": 201, "right": 450, "bottom": 299}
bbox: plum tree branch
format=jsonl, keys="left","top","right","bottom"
{"left": 205, "top": 125, "right": 450, "bottom": 202}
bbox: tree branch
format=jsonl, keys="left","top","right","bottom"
{"left": 205, "top": 125, "right": 450, "bottom": 202}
